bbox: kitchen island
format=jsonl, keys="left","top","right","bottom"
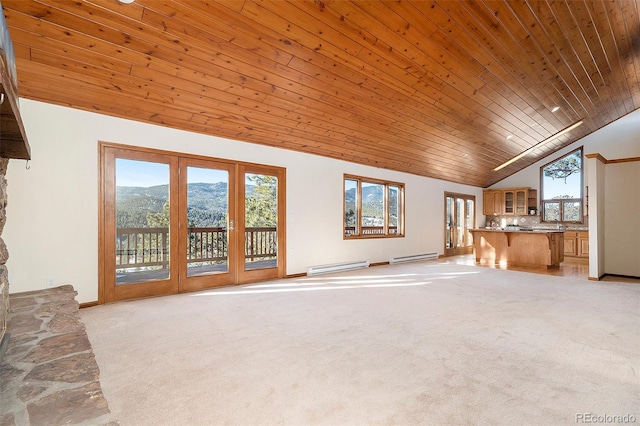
{"left": 469, "top": 229, "right": 565, "bottom": 269}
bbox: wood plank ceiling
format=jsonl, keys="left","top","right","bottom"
{"left": 3, "top": 0, "right": 639, "bottom": 187}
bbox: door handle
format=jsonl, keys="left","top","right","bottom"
{"left": 229, "top": 219, "right": 234, "bottom": 231}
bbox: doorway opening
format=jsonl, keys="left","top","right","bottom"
{"left": 444, "top": 192, "right": 475, "bottom": 256}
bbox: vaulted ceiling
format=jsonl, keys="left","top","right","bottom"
{"left": 3, "top": 0, "right": 639, "bottom": 187}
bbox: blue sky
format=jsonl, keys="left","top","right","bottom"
{"left": 543, "top": 172, "right": 581, "bottom": 199}
{"left": 116, "top": 159, "right": 168, "bottom": 187}
{"left": 116, "top": 159, "right": 228, "bottom": 187}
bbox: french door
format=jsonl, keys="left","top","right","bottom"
{"left": 99, "top": 143, "right": 285, "bottom": 303}
{"left": 444, "top": 192, "right": 475, "bottom": 256}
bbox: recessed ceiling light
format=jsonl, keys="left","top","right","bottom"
{"left": 551, "top": 106, "right": 560, "bottom": 113}
{"left": 118, "top": 0, "right": 134, "bottom": 3}
{"left": 505, "top": 134, "right": 514, "bottom": 140}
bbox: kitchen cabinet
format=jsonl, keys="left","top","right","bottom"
{"left": 502, "top": 188, "right": 528, "bottom": 214}
{"left": 503, "top": 190, "right": 515, "bottom": 214}
{"left": 515, "top": 189, "right": 527, "bottom": 214}
{"left": 528, "top": 189, "right": 538, "bottom": 214}
{"left": 564, "top": 231, "right": 589, "bottom": 258}
{"left": 482, "top": 190, "right": 503, "bottom": 215}
{"left": 483, "top": 187, "right": 536, "bottom": 216}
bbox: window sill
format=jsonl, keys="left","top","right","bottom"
{"left": 344, "top": 234, "right": 405, "bottom": 240}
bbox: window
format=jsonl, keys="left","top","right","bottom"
{"left": 344, "top": 175, "right": 404, "bottom": 238}
{"left": 540, "top": 147, "right": 583, "bottom": 223}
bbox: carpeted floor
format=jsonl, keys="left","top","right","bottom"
{"left": 80, "top": 261, "right": 640, "bottom": 425}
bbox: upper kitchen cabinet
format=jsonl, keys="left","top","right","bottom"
{"left": 482, "top": 190, "right": 503, "bottom": 215}
{"left": 483, "top": 188, "right": 537, "bottom": 216}
{"left": 503, "top": 190, "right": 515, "bottom": 214}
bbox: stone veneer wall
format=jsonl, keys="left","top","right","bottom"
{"left": 0, "top": 157, "right": 9, "bottom": 352}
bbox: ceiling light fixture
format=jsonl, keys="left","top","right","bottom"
{"left": 505, "top": 134, "right": 513, "bottom": 140}
{"left": 493, "top": 120, "right": 584, "bottom": 171}
{"left": 118, "top": 0, "right": 134, "bottom": 3}
{"left": 551, "top": 106, "right": 560, "bottom": 113}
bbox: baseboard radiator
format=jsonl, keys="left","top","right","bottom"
{"left": 306, "top": 260, "right": 370, "bottom": 276}
{"left": 389, "top": 253, "right": 438, "bottom": 264}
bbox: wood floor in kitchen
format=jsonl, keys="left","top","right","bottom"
{"left": 443, "top": 254, "right": 639, "bottom": 284}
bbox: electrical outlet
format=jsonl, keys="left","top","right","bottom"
{"left": 46, "top": 277, "right": 56, "bottom": 288}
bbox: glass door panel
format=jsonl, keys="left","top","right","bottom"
{"left": 237, "top": 165, "right": 285, "bottom": 285}
{"left": 504, "top": 191, "right": 514, "bottom": 214}
{"left": 102, "top": 146, "right": 179, "bottom": 303}
{"left": 515, "top": 190, "right": 526, "bottom": 214}
{"left": 456, "top": 198, "right": 465, "bottom": 248}
{"left": 445, "top": 196, "right": 454, "bottom": 249}
{"left": 244, "top": 173, "right": 278, "bottom": 271}
{"left": 186, "top": 167, "right": 229, "bottom": 277}
{"left": 115, "top": 159, "right": 171, "bottom": 285}
{"left": 466, "top": 199, "right": 474, "bottom": 246}
{"left": 444, "top": 193, "right": 475, "bottom": 256}
{"left": 179, "top": 158, "right": 236, "bottom": 292}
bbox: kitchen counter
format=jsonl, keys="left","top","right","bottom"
{"left": 475, "top": 228, "right": 565, "bottom": 232}
{"left": 469, "top": 228, "right": 564, "bottom": 269}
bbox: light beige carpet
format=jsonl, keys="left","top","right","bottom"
{"left": 80, "top": 262, "right": 640, "bottom": 425}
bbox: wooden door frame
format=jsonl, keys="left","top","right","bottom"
{"left": 236, "top": 163, "right": 287, "bottom": 285}
{"left": 98, "top": 141, "right": 287, "bottom": 304}
{"left": 99, "top": 144, "right": 180, "bottom": 303}
{"left": 177, "top": 157, "right": 237, "bottom": 293}
{"left": 444, "top": 192, "right": 476, "bottom": 257}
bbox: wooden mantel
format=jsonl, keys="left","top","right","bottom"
{"left": 469, "top": 229, "right": 565, "bottom": 269}
{"left": 0, "top": 54, "right": 30, "bottom": 160}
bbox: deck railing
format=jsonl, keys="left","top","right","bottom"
{"left": 344, "top": 226, "right": 398, "bottom": 236}
{"left": 116, "top": 227, "right": 169, "bottom": 269}
{"left": 188, "top": 227, "right": 227, "bottom": 263}
{"left": 245, "top": 226, "right": 278, "bottom": 260}
{"left": 115, "top": 226, "right": 277, "bottom": 269}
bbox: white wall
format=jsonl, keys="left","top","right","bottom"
{"left": 587, "top": 156, "right": 606, "bottom": 279}
{"left": 4, "top": 100, "right": 483, "bottom": 303}
{"left": 603, "top": 161, "right": 640, "bottom": 276}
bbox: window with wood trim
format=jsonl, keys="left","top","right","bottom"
{"left": 344, "top": 175, "right": 404, "bottom": 238}
{"left": 540, "top": 147, "right": 584, "bottom": 223}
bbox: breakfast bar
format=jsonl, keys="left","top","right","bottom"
{"left": 469, "top": 229, "right": 565, "bottom": 269}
